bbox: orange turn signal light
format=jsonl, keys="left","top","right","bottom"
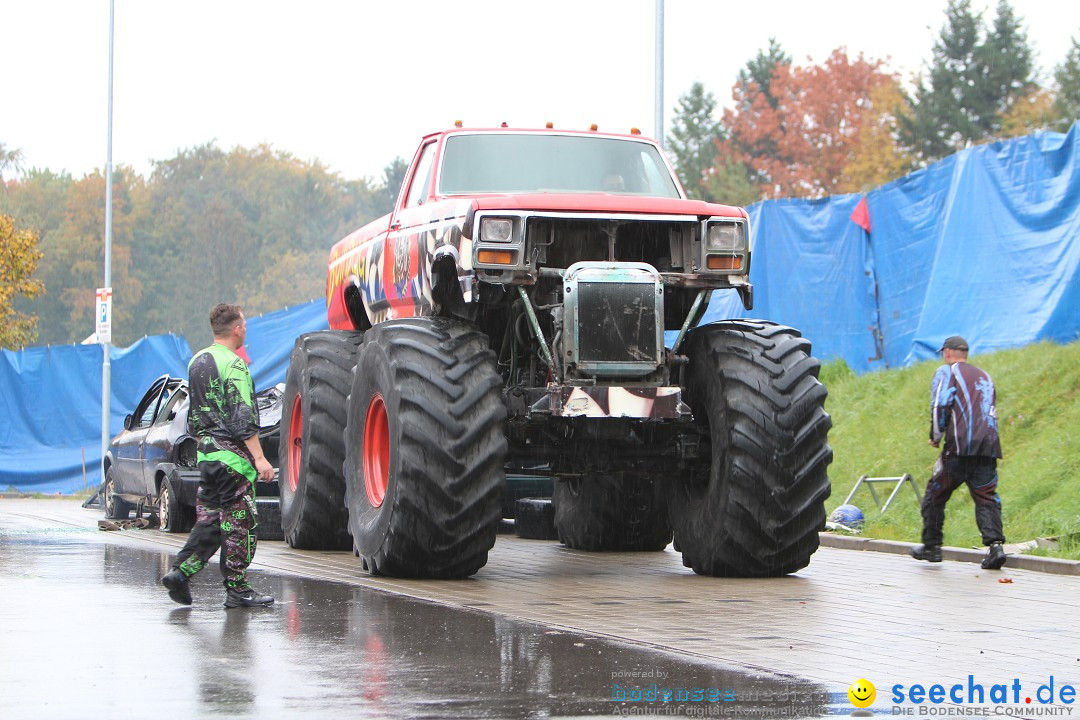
{"left": 478, "top": 249, "right": 514, "bottom": 265}
{"left": 706, "top": 255, "right": 742, "bottom": 271}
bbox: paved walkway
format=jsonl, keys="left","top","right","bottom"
{"left": 7, "top": 499, "right": 1079, "bottom": 702}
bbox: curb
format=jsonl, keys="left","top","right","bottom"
{"left": 818, "top": 533, "right": 1080, "bottom": 576}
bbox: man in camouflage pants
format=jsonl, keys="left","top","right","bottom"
{"left": 161, "top": 304, "right": 276, "bottom": 608}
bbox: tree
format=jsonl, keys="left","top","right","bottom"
{"left": 381, "top": 157, "right": 408, "bottom": 213}
{"left": 902, "top": 0, "right": 1038, "bottom": 162}
{"left": 737, "top": 38, "right": 792, "bottom": 112}
{"left": 668, "top": 83, "right": 722, "bottom": 200}
{"left": 0, "top": 214, "right": 45, "bottom": 349}
{"left": 2, "top": 141, "right": 403, "bottom": 347}
{"left": 726, "top": 39, "right": 793, "bottom": 188}
{"left": 1054, "top": 36, "right": 1080, "bottom": 131}
{"left": 902, "top": 0, "right": 985, "bottom": 161}
{"left": 716, "top": 49, "right": 896, "bottom": 199}
{"left": 0, "top": 142, "right": 22, "bottom": 182}
{"left": 50, "top": 169, "right": 144, "bottom": 345}
{"left": 701, "top": 152, "right": 759, "bottom": 208}
{"left": 840, "top": 78, "right": 917, "bottom": 192}
{"left": 976, "top": 0, "right": 1036, "bottom": 130}
{"left": 999, "top": 88, "right": 1058, "bottom": 137}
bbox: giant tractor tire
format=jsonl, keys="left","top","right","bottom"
{"left": 278, "top": 331, "right": 363, "bottom": 550}
{"left": 668, "top": 320, "right": 832, "bottom": 577}
{"left": 552, "top": 474, "right": 672, "bottom": 551}
{"left": 343, "top": 317, "right": 506, "bottom": 579}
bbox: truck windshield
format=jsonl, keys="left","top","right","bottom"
{"left": 438, "top": 133, "right": 682, "bottom": 198}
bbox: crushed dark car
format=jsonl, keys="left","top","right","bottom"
{"left": 101, "top": 374, "right": 283, "bottom": 539}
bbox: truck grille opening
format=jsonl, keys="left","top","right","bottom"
{"left": 576, "top": 282, "right": 658, "bottom": 364}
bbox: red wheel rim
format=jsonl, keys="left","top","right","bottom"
{"left": 288, "top": 393, "right": 303, "bottom": 493}
{"left": 364, "top": 394, "right": 390, "bottom": 508}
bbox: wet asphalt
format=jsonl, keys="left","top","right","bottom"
{"left": 0, "top": 504, "right": 833, "bottom": 719}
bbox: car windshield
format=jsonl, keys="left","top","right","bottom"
{"left": 438, "top": 133, "right": 682, "bottom": 198}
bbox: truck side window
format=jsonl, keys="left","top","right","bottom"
{"left": 404, "top": 142, "right": 437, "bottom": 208}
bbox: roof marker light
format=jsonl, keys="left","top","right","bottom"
{"left": 545, "top": 122, "right": 553, "bottom": 128}
{"left": 590, "top": 123, "right": 598, "bottom": 131}
{"left": 630, "top": 127, "right": 641, "bottom": 135}
{"left": 454, "top": 120, "right": 463, "bottom": 127}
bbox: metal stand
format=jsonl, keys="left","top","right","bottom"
{"left": 844, "top": 474, "right": 922, "bottom": 514}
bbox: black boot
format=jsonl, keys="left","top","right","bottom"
{"left": 911, "top": 544, "right": 942, "bottom": 563}
{"left": 161, "top": 569, "right": 192, "bottom": 605}
{"left": 981, "top": 542, "right": 1006, "bottom": 570}
{"left": 225, "top": 587, "right": 274, "bottom": 608}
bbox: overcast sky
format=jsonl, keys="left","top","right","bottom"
{"left": 5, "top": 1, "right": 1080, "bottom": 184}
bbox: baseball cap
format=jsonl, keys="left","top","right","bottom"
{"left": 939, "top": 336, "right": 969, "bottom": 352}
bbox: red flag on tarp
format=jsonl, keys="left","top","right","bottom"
{"left": 850, "top": 196, "right": 871, "bottom": 232}
{"left": 236, "top": 345, "right": 252, "bottom": 365}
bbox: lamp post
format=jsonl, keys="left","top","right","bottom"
{"left": 101, "top": 0, "right": 114, "bottom": 485}
{"left": 654, "top": 0, "right": 664, "bottom": 148}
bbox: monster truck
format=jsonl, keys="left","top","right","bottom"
{"left": 279, "top": 125, "right": 832, "bottom": 578}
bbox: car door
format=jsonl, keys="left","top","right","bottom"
{"left": 113, "top": 376, "right": 169, "bottom": 495}
{"left": 140, "top": 382, "right": 188, "bottom": 492}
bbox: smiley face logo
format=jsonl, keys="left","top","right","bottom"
{"left": 848, "top": 678, "right": 876, "bottom": 708}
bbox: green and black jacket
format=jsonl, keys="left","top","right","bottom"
{"left": 187, "top": 343, "right": 261, "bottom": 483}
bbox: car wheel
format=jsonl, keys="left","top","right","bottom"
{"left": 103, "top": 467, "right": 133, "bottom": 520}
{"left": 157, "top": 476, "right": 189, "bottom": 533}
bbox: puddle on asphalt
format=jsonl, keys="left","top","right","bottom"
{"left": 2, "top": 530, "right": 840, "bottom": 718}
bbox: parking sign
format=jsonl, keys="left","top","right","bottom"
{"left": 96, "top": 287, "right": 112, "bottom": 343}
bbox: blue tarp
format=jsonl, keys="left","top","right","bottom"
{"left": 869, "top": 126, "right": 1080, "bottom": 366}
{"left": 700, "top": 123, "right": 1080, "bottom": 369}
{"left": 243, "top": 299, "right": 330, "bottom": 390}
{"left": 0, "top": 301, "right": 328, "bottom": 493}
{"left": 696, "top": 195, "right": 882, "bottom": 373}
{"left": 0, "top": 335, "right": 192, "bottom": 493}
{"left": 4, "top": 125, "right": 1080, "bottom": 492}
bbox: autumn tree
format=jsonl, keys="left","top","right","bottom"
{"left": 737, "top": 38, "right": 791, "bottom": 113}
{"left": 999, "top": 88, "right": 1058, "bottom": 137}
{"left": 135, "top": 143, "right": 387, "bottom": 348}
{"left": 668, "top": 82, "right": 722, "bottom": 200}
{"left": 50, "top": 169, "right": 144, "bottom": 344}
{"left": 2, "top": 142, "right": 415, "bottom": 348}
{"left": 724, "top": 40, "right": 793, "bottom": 191}
{"left": 840, "top": 78, "right": 917, "bottom": 192}
{"left": 0, "top": 214, "right": 45, "bottom": 349}
{"left": 716, "top": 49, "right": 896, "bottom": 199}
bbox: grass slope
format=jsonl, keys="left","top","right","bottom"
{"left": 820, "top": 339, "right": 1080, "bottom": 559}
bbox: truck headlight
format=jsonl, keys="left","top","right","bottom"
{"left": 705, "top": 222, "right": 745, "bottom": 252}
{"left": 701, "top": 219, "right": 749, "bottom": 274}
{"left": 480, "top": 217, "right": 514, "bottom": 243}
